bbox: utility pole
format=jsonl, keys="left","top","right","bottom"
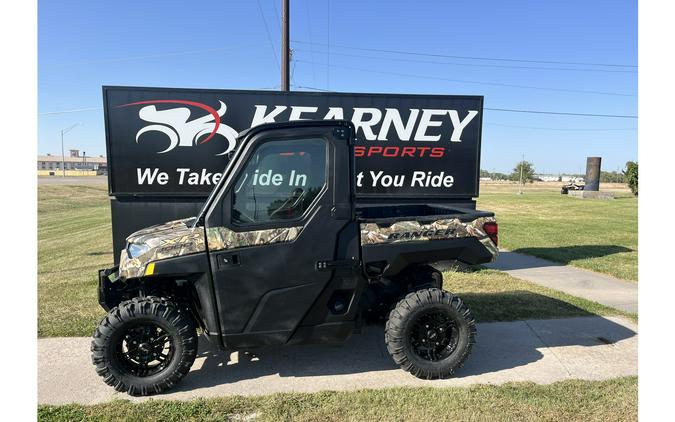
{"left": 518, "top": 154, "right": 524, "bottom": 195}
{"left": 281, "top": 0, "right": 290, "bottom": 91}
{"left": 60, "top": 123, "right": 79, "bottom": 177}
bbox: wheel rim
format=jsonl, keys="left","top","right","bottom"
{"left": 409, "top": 308, "right": 460, "bottom": 362}
{"left": 115, "top": 322, "right": 175, "bottom": 377}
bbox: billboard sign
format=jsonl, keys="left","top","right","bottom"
{"left": 103, "top": 86, "right": 483, "bottom": 199}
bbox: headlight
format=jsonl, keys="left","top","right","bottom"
{"left": 127, "top": 242, "right": 150, "bottom": 259}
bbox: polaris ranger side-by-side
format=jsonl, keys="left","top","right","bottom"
{"left": 92, "top": 120, "right": 498, "bottom": 395}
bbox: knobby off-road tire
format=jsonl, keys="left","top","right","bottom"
{"left": 385, "top": 288, "right": 476, "bottom": 379}
{"left": 91, "top": 296, "right": 198, "bottom": 396}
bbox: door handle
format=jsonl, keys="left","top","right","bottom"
{"left": 217, "top": 253, "right": 240, "bottom": 269}
{"left": 316, "top": 257, "right": 358, "bottom": 271}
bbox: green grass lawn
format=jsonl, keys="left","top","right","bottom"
{"left": 442, "top": 267, "right": 635, "bottom": 322}
{"left": 38, "top": 185, "right": 635, "bottom": 337}
{"left": 478, "top": 191, "right": 637, "bottom": 281}
{"left": 38, "top": 185, "right": 637, "bottom": 419}
{"left": 38, "top": 185, "right": 114, "bottom": 337}
{"left": 38, "top": 377, "right": 637, "bottom": 422}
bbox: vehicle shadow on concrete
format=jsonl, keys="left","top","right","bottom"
{"left": 505, "top": 246, "right": 633, "bottom": 268}
{"left": 173, "top": 294, "right": 636, "bottom": 393}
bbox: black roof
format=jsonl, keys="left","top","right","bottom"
{"left": 237, "top": 119, "right": 353, "bottom": 141}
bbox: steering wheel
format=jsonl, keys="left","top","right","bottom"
{"left": 234, "top": 209, "right": 256, "bottom": 224}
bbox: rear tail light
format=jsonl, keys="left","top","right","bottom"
{"left": 483, "top": 222, "right": 498, "bottom": 246}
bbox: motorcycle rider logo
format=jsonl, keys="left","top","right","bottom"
{"left": 119, "top": 99, "right": 238, "bottom": 156}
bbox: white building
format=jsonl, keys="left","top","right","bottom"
{"left": 38, "top": 149, "right": 106, "bottom": 172}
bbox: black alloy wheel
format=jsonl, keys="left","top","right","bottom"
{"left": 116, "top": 322, "right": 175, "bottom": 377}
{"left": 408, "top": 307, "right": 460, "bottom": 362}
{"left": 91, "top": 296, "right": 198, "bottom": 396}
{"left": 385, "top": 288, "right": 476, "bottom": 379}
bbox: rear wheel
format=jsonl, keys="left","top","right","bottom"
{"left": 385, "top": 288, "right": 476, "bottom": 379}
{"left": 91, "top": 296, "right": 198, "bottom": 396}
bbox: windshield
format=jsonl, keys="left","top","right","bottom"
{"left": 194, "top": 148, "right": 242, "bottom": 227}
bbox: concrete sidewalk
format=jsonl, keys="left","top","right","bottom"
{"left": 485, "top": 252, "right": 638, "bottom": 313}
{"left": 38, "top": 316, "right": 637, "bottom": 405}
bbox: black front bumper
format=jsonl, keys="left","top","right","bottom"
{"left": 98, "top": 266, "right": 120, "bottom": 311}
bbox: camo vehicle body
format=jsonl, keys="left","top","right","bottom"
{"left": 98, "top": 120, "right": 498, "bottom": 378}
{"left": 360, "top": 216, "right": 498, "bottom": 255}
{"left": 119, "top": 217, "right": 303, "bottom": 279}
{"left": 118, "top": 215, "right": 497, "bottom": 280}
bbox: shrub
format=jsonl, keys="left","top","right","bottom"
{"left": 624, "top": 161, "right": 638, "bottom": 196}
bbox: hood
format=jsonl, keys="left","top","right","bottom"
{"left": 119, "top": 217, "right": 206, "bottom": 279}
{"left": 126, "top": 217, "right": 198, "bottom": 245}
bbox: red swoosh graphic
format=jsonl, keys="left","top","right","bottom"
{"left": 118, "top": 99, "right": 221, "bottom": 144}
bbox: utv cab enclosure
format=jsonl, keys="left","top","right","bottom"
{"left": 93, "top": 120, "right": 498, "bottom": 395}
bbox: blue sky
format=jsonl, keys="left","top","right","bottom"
{"left": 38, "top": 0, "right": 637, "bottom": 174}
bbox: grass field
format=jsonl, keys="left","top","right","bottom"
{"left": 442, "top": 268, "right": 635, "bottom": 322}
{"left": 38, "top": 185, "right": 113, "bottom": 337}
{"left": 479, "top": 183, "right": 637, "bottom": 281}
{"left": 38, "top": 377, "right": 637, "bottom": 422}
{"left": 37, "top": 184, "right": 637, "bottom": 419}
{"left": 37, "top": 184, "right": 636, "bottom": 337}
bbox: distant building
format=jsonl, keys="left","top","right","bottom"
{"left": 560, "top": 175, "right": 584, "bottom": 183}
{"left": 534, "top": 174, "right": 560, "bottom": 182}
{"left": 37, "top": 149, "right": 107, "bottom": 172}
{"left": 533, "top": 174, "right": 585, "bottom": 183}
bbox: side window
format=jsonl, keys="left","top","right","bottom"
{"left": 231, "top": 138, "right": 327, "bottom": 226}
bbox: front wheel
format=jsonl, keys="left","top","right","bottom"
{"left": 91, "top": 296, "right": 198, "bottom": 396}
{"left": 385, "top": 288, "right": 476, "bottom": 379}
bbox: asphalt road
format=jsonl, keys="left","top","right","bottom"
{"left": 38, "top": 316, "right": 637, "bottom": 405}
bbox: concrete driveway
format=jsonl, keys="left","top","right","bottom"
{"left": 38, "top": 316, "right": 637, "bottom": 405}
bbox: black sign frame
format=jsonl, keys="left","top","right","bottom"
{"left": 103, "top": 86, "right": 484, "bottom": 200}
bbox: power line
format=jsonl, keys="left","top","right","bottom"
{"left": 485, "top": 123, "right": 637, "bottom": 131}
{"left": 256, "top": 0, "right": 280, "bottom": 70}
{"left": 290, "top": 85, "right": 637, "bottom": 119}
{"left": 271, "top": 0, "right": 282, "bottom": 32}
{"left": 39, "top": 91, "right": 637, "bottom": 120}
{"left": 327, "top": 0, "right": 331, "bottom": 90}
{"left": 484, "top": 107, "right": 637, "bottom": 118}
{"left": 39, "top": 103, "right": 636, "bottom": 120}
{"left": 304, "top": 0, "right": 318, "bottom": 86}
{"left": 293, "top": 59, "right": 637, "bottom": 97}
{"left": 43, "top": 45, "right": 260, "bottom": 69}
{"left": 291, "top": 84, "right": 331, "bottom": 91}
{"left": 39, "top": 107, "right": 103, "bottom": 116}
{"left": 292, "top": 40, "right": 637, "bottom": 68}
{"left": 291, "top": 48, "right": 636, "bottom": 74}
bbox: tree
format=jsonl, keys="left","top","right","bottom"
{"left": 600, "top": 171, "right": 625, "bottom": 183}
{"left": 480, "top": 169, "right": 509, "bottom": 180}
{"left": 624, "top": 161, "right": 638, "bottom": 196}
{"left": 510, "top": 160, "right": 535, "bottom": 183}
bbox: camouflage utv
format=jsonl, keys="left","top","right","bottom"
{"left": 92, "top": 120, "right": 499, "bottom": 395}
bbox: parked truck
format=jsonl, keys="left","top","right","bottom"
{"left": 93, "top": 119, "right": 498, "bottom": 395}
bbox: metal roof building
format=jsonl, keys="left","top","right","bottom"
{"left": 38, "top": 149, "right": 106, "bottom": 171}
